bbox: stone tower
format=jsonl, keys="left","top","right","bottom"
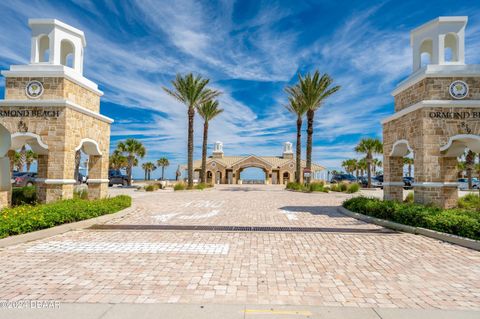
{"left": 382, "top": 16, "right": 480, "bottom": 208}
{"left": 0, "top": 19, "right": 113, "bottom": 206}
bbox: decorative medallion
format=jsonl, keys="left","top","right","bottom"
{"left": 211, "top": 162, "right": 216, "bottom": 168}
{"left": 17, "top": 120, "right": 28, "bottom": 132}
{"left": 449, "top": 80, "right": 469, "bottom": 100}
{"left": 289, "top": 163, "right": 295, "bottom": 169}
{"left": 25, "top": 80, "right": 44, "bottom": 99}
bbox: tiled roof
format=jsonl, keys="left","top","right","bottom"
{"left": 191, "top": 155, "right": 325, "bottom": 171}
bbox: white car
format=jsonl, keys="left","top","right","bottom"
{"left": 458, "top": 178, "right": 479, "bottom": 190}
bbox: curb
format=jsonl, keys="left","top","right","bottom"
{"left": 337, "top": 206, "right": 480, "bottom": 251}
{"left": 0, "top": 205, "right": 136, "bottom": 249}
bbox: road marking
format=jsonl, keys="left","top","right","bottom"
{"left": 181, "top": 200, "right": 224, "bottom": 208}
{"left": 281, "top": 209, "right": 299, "bottom": 221}
{"left": 27, "top": 241, "right": 230, "bottom": 255}
{"left": 179, "top": 210, "right": 219, "bottom": 219}
{"left": 153, "top": 213, "right": 179, "bottom": 222}
{"left": 245, "top": 309, "right": 312, "bottom": 316}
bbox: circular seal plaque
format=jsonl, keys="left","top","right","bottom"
{"left": 25, "top": 80, "right": 44, "bottom": 99}
{"left": 449, "top": 80, "right": 468, "bottom": 100}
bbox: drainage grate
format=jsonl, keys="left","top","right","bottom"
{"left": 88, "top": 224, "right": 396, "bottom": 234}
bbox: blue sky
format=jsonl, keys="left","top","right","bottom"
{"left": 0, "top": 0, "right": 479, "bottom": 179}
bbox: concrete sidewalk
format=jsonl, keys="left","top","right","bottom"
{"left": 0, "top": 303, "right": 478, "bottom": 319}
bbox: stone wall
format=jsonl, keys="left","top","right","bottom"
{"left": 5, "top": 77, "right": 101, "bottom": 112}
{"left": 394, "top": 77, "right": 480, "bottom": 112}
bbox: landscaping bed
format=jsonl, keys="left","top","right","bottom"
{"left": 286, "top": 182, "right": 360, "bottom": 193}
{"left": 0, "top": 195, "right": 131, "bottom": 239}
{"left": 343, "top": 196, "right": 480, "bottom": 240}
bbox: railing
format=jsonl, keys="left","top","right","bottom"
{"left": 241, "top": 179, "right": 265, "bottom": 184}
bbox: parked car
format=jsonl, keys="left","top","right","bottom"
{"left": 357, "top": 176, "right": 368, "bottom": 187}
{"left": 330, "top": 173, "right": 357, "bottom": 184}
{"left": 77, "top": 172, "right": 87, "bottom": 184}
{"left": 458, "top": 178, "right": 479, "bottom": 190}
{"left": 13, "top": 172, "right": 37, "bottom": 187}
{"left": 371, "top": 175, "right": 383, "bottom": 188}
{"left": 108, "top": 169, "right": 130, "bottom": 187}
{"left": 403, "top": 176, "right": 414, "bottom": 189}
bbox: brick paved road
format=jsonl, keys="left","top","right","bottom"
{"left": 0, "top": 185, "right": 478, "bottom": 310}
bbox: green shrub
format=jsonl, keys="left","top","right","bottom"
{"left": 0, "top": 195, "right": 131, "bottom": 239}
{"left": 11, "top": 186, "right": 37, "bottom": 206}
{"left": 73, "top": 187, "right": 89, "bottom": 200}
{"left": 145, "top": 184, "right": 158, "bottom": 192}
{"left": 309, "top": 182, "right": 325, "bottom": 192}
{"left": 286, "top": 182, "right": 304, "bottom": 191}
{"left": 174, "top": 182, "right": 186, "bottom": 191}
{"left": 330, "top": 184, "right": 339, "bottom": 192}
{"left": 343, "top": 197, "right": 479, "bottom": 240}
{"left": 404, "top": 192, "right": 414, "bottom": 203}
{"left": 322, "top": 186, "right": 330, "bottom": 193}
{"left": 458, "top": 193, "right": 480, "bottom": 212}
{"left": 346, "top": 183, "right": 360, "bottom": 193}
{"left": 339, "top": 182, "right": 348, "bottom": 192}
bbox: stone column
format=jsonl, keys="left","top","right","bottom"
{"left": 413, "top": 145, "right": 458, "bottom": 209}
{"left": 88, "top": 155, "right": 108, "bottom": 200}
{"left": 36, "top": 150, "right": 75, "bottom": 203}
{"left": 0, "top": 156, "right": 11, "bottom": 208}
{"left": 383, "top": 155, "right": 404, "bottom": 202}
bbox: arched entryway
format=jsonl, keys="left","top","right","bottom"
{"left": 239, "top": 167, "right": 267, "bottom": 184}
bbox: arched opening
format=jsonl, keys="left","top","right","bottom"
{"left": 206, "top": 171, "right": 213, "bottom": 184}
{"left": 441, "top": 135, "right": 480, "bottom": 190}
{"left": 283, "top": 172, "right": 290, "bottom": 184}
{"left": 60, "top": 39, "right": 75, "bottom": 68}
{"left": 74, "top": 139, "right": 103, "bottom": 186}
{"left": 444, "top": 33, "right": 458, "bottom": 62}
{"left": 38, "top": 35, "right": 50, "bottom": 63}
{"left": 419, "top": 39, "right": 432, "bottom": 67}
{"left": 240, "top": 167, "right": 266, "bottom": 184}
{"left": 386, "top": 139, "right": 415, "bottom": 201}
{"left": 215, "top": 171, "right": 222, "bottom": 184}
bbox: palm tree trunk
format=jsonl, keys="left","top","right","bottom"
{"left": 408, "top": 164, "right": 412, "bottom": 177}
{"left": 162, "top": 167, "right": 165, "bottom": 180}
{"left": 26, "top": 163, "right": 31, "bottom": 172}
{"left": 144, "top": 170, "right": 147, "bottom": 181}
{"left": 367, "top": 155, "right": 372, "bottom": 188}
{"left": 296, "top": 117, "right": 302, "bottom": 183}
{"left": 466, "top": 151, "right": 474, "bottom": 189}
{"left": 201, "top": 121, "right": 209, "bottom": 184}
{"left": 355, "top": 169, "right": 359, "bottom": 178}
{"left": 187, "top": 107, "right": 195, "bottom": 188}
{"left": 74, "top": 150, "right": 81, "bottom": 184}
{"left": 127, "top": 157, "right": 133, "bottom": 186}
{"left": 306, "top": 109, "right": 314, "bottom": 184}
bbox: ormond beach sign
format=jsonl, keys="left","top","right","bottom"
{"left": 429, "top": 111, "right": 480, "bottom": 119}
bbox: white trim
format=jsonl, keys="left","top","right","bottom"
{"left": 389, "top": 139, "right": 413, "bottom": 157}
{"left": 383, "top": 182, "right": 405, "bottom": 186}
{"left": 392, "top": 64, "right": 480, "bottom": 96}
{"left": 0, "top": 99, "right": 113, "bottom": 124}
{"left": 11, "top": 132, "right": 49, "bottom": 151}
{"left": 1, "top": 64, "right": 102, "bottom": 96}
{"left": 381, "top": 100, "right": 480, "bottom": 124}
{"left": 75, "top": 138, "right": 103, "bottom": 156}
{"left": 87, "top": 179, "right": 109, "bottom": 184}
{"left": 29, "top": 19, "right": 86, "bottom": 46}
{"left": 440, "top": 134, "right": 480, "bottom": 152}
{"left": 35, "top": 178, "right": 76, "bottom": 185}
{"left": 412, "top": 182, "right": 459, "bottom": 188}
{"left": 410, "top": 16, "right": 468, "bottom": 35}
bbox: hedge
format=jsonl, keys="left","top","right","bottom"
{"left": 0, "top": 195, "right": 131, "bottom": 239}
{"left": 343, "top": 197, "right": 480, "bottom": 240}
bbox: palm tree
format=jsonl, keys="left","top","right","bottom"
{"left": 25, "top": 150, "right": 37, "bottom": 172}
{"left": 18, "top": 145, "right": 27, "bottom": 172}
{"left": 163, "top": 73, "right": 221, "bottom": 188}
{"left": 341, "top": 159, "right": 357, "bottom": 175}
{"left": 197, "top": 100, "right": 224, "bottom": 183}
{"left": 296, "top": 70, "right": 340, "bottom": 184}
{"left": 355, "top": 138, "right": 383, "bottom": 188}
{"left": 403, "top": 157, "right": 414, "bottom": 177}
{"left": 109, "top": 151, "right": 128, "bottom": 170}
{"left": 465, "top": 150, "right": 476, "bottom": 189}
{"left": 284, "top": 85, "right": 308, "bottom": 183}
{"left": 358, "top": 158, "right": 367, "bottom": 176}
{"left": 116, "top": 139, "right": 146, "bottom": 186}
{"left": 142, "top": 162, "right": 156, "bottom": 181}
{"left": 157, "top": 157, "right": 170, "bottom": 181}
